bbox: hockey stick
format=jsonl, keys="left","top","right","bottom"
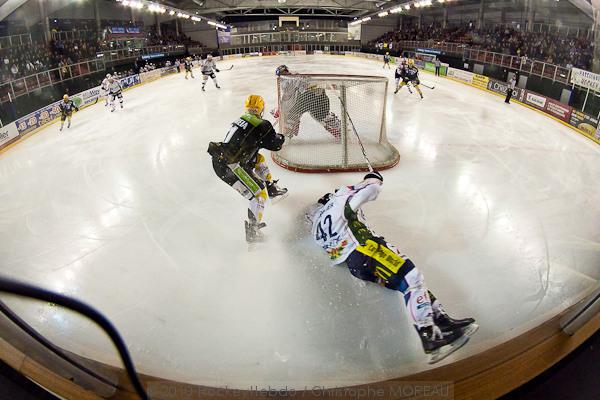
{"left": 421, "top": 83, "right": 435, "bottom": 90}
{"left": 337, "top": 94, "right": 374, "bottom": 172}
{"left": 222, "top": 65, "right": 234, "bottom": 71}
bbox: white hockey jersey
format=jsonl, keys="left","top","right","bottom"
{"left": 310, "top": 179, "right": 382, "bottom": 264}
{"left": 108, "top": 80, "right": 122, "bottom": 94}
{"left": 279, "top": 74, "right": 310, "bottom": 104}
{"left": 201, "top": 59, "right": 218, "bottom": 74}
{"left": 101, "top": 78, "right": 110, "bottom": 91}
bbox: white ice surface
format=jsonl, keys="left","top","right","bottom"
{"left": 1, "top": 55, "right": 599, "bottom": 388}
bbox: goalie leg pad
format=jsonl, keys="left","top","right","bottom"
{"left": 320, "top": 112, "right": 341, "bottom": 140}
{"left": 284, "top": 118, "right": 300, "bottom": 137}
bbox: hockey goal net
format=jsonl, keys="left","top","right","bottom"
{"left": 272, "top": 74, "right": 399, "bottom": 172}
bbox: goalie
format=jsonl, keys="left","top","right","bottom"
{"left": 273, "top": 65, "right": 342, "bottom": 140}
{"left": 305, "top": 171, "right": 478, "bottom": 364}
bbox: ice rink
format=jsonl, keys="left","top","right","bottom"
{"left": 1, "top": 55, "right": 599, "bottom": 388}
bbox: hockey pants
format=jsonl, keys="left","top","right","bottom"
{"left": 202, "top": 72, "right": 218, "bottom": 87}
{"left": 344, "top": 239, "right": 439, "bottom": 328}
{"left": 110, "top": 92, "right": 123, "bottom": 109}
{"left": 212, "top": 158, "right": 267, "bottom": 223}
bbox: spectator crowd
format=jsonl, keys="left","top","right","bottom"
{"left": 369, "top": 22, "right": 593, "bottom": 70}
{"left": 0, "top": 29, "right": 202, "bottom": 84}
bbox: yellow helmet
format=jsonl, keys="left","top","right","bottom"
{"left": 244, "top": 95, "right": 265, "bottom": 116}
{"left": 408, "top": 59, "right": 415, "bottom": 66}
{"left": 63, "top": 94, "right": 69, "bottom": 101}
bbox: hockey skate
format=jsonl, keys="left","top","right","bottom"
{"left": 266, "top": 180, "right": 289, "bottom": 204}
{"left": 216, "top": 85, "right": 221, "bottom": 89}
{"left": 201, "top": 86, "right": 205, "bottom": 92}
{"left": 434, "top": 312, "right": 477, "bottom": 335}
{"left": 418, "top": 324, "right": 472, "bottom": 365}
{"left": 245, "top": 220, "right": 266, "bottom": 244}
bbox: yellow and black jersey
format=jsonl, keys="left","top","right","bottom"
{"left": 208, "top": 113, "right": 284, "bottom": 166}
{"left": 59, "top": 100, "right": 78, "bottom": 115}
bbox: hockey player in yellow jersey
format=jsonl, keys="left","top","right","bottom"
{"left": 184, "top": 57, "right": 195, "bottom": 79}
{"left": 404, "top": 59, "right": 424, "bottom": 99}
{"left": 59, "top": 94, "right": 79, "bottom": 131}
{"left": 208, "top": 95, "right": 286, "bottom": 243}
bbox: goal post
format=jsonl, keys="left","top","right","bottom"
{"left": 272, "top": 74, "right": 400, "bottom": 173}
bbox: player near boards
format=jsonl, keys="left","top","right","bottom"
{"left": 59, "top": 94, "right": 79, "bottom": 132}
{"left": 201, "top": 54, "right": 220, "bottom": 91}
{"left": 505, "top": 75, "right": 517, "bottom": 104}
{"left": 383, "top": 52, "right": 391, "bottom": 69}
{"left": 107, "top": 76, "right": 124, "bottom": 112}
{"left": 184, "top": 56, "right": 195, "bottom": 79}
{"left": 305, "top": 171, "right": 478, "bottom": 364}
{"left": 396, "top": 60, "right": 424, "bottom": 99}
{"left": 274, "top": 64, "right": 342, "bottom": 140}
{"left": 208, "top": 95, "right": 287, "bottom": 243}
{"left": 101, "top": 74, "right": 111, "bottom": 107}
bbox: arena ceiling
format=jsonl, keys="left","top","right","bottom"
{"left": 148, "top": 0, "right": 594, "bottom": 20}
{"left": 163, "top": 0, "right": 391, "bottom": 17}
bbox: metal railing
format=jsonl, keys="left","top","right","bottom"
{"left": 0, "top": 58, "right": 106, "bottom": 103}
{"left": 0, "top": 44, "right": 186, "bottom": 103}
{"left": 0, "top": 33, "right": 33, "bottom": 49}
{"left": 51, "top": 29, "right": 97, "bottom": 42}
{"left": 94, "top": 44, "right": 185, "bottom": 63}
{"left": 490, "top": 22, "right": 593, "bottom": 39}
{"left": 399, "top": 40, "right": 572, "bottom": 84}
{"left": 219, "top": 42, "right": 360, "bottom": 55}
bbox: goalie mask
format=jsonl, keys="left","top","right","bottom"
{"left": 275, "top": 65, "right": 289, "bottom": 76}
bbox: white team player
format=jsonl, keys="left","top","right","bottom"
{"left": 101, "top": 74, "right": 111, "bottom": 106}
{"left": 108, "top": 76, "right": 123, "bottom": 112}
{"left": 273, "top": 65, "right": 342, "bottom": 139}
{"left": 201, "top": 54, "right": 220, "bottom": 91}
{"left": 305, "top": 171, "right": 478, "bottom": 364}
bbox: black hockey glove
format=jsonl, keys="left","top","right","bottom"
{"left": 272, "top": 134, "right": 285, "bottom": 151}
{"left": 207, "top": 141, "right": 224, "bottom": 158}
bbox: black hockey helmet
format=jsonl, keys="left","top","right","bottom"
{"left": 317, "top": 193, "right": 334, "bottom": 205}
{"left": 276, "top": 65, "right": 289, "bottom": 76}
